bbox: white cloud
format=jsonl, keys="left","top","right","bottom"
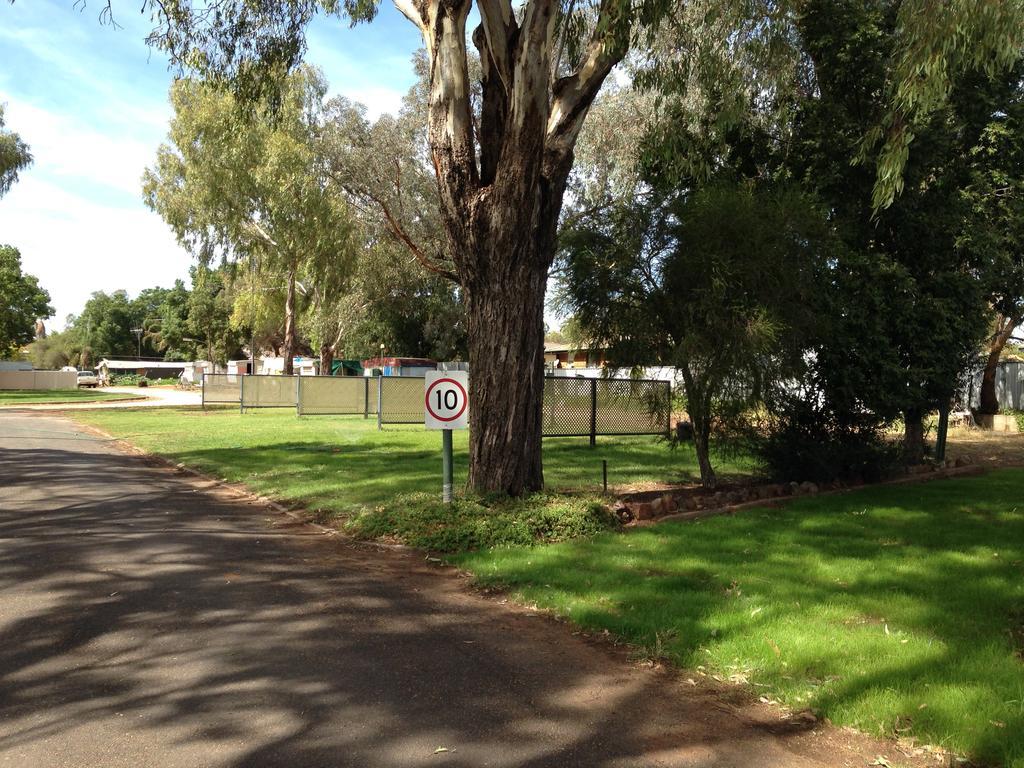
{"left": 0, "top": 176, "right": 193, "bottom": 330}
{"left": 0, "top": 96, "right": 162, "bottom": 199}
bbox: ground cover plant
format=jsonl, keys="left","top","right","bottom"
{"left": 0, "top": 389, "right": 140, "bottom": 405}
{"left": 456, "top": 470, "right": 1024, "bottom": 767}
{"left": 73, "top": 407, "right": 756, "bottom": 548}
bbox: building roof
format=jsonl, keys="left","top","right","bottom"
{"left": 544, "top": 342, "right": 603, "bottom": 353}
{"left": 98, "top": 359, "right": 189, "bottom": 369}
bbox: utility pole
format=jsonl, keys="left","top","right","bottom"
{"left": 130, "top": 328, "right": 143, "bottom": 360}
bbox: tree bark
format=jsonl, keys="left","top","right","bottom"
{"left": 319, "top": 341, "right": 334, "bottom": 377}
{"left": 283, "top": 268, "right": 296, "bottom": 376}
{"left": 902, "top": 409, "right": 926, "bottom": 464}
{"left": 463, "top": 251, "right": 549, "bottom": 495}
{"left": 979, "top": 314, "right": 1018, "bottom": 414}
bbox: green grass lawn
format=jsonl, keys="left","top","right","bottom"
{"left": 456, "top": 470, "right": 1024, "bottom": 767}
{"left": 72, "top": 407, "right": 755, "bottom": 549}
{"left": 0, "top": 389, "right": 141, "bottom": 405}
{"left": 74, "top": 406, "right": 754, "bottom": 507}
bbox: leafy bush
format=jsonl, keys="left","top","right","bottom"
{"left": 753, "top": 397, "right": 904, "bottom": 484}
{"left": 342, "top": 492, "right": 619, "bottom": 552}
{"left": 1010, "top": 410, "right": 1024, "bottom": 433}
{"left": 111, "top": 374, "right": 144, "bottom": 386}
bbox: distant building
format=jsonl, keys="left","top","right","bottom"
{"left": 543, "top": 342, "right": 607, "bottom": 369}
{"left": 98, "top": 359, "right": 187, "bottom": 379}
{"left": 360, "top": 357, "right": 437, "bottom": 377}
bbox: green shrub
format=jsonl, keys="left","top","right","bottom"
{"left": 1010, "top": 410, "right": 1024, "bottom": 433}
{"left": 754, "top": 397, "right": 903, "bottom": 483}
{"left": 342, "top": 492, "right": 619, "bottom": 552}
{"left": 111, "top": 374, "right": 143, "bottom": 386}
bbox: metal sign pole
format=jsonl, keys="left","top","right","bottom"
{"left": 377, "top": 375, "right": 383, "bottom": 431}
{"left": 442, "top": 429, "right": 453, "bottom": 504}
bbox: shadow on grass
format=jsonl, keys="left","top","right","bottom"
{"left": 456, "top": 471, "right": 1024, "bottom": 765}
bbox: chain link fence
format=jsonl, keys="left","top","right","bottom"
{"left": 241, "top": 375, "right": 298, "bottom": 410}
{"left": 544, "top": 377, "right": 671, "bottom": 441}
{"left": 205, "top": 374, "right": 671, "bottom": 441}
{"left": 377, "top": 376, "right": 427, "bottom": 425}
{"left": 297, "top": 376, "right": 375, "bottom": 416}
{"left": 202, "top": 373, "right": 242, "bottom": 405}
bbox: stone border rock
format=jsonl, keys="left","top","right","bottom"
{"left": 613, "top": 456, "right": 982, "bottom": 525}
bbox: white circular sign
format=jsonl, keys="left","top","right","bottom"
{"left": 424, "top": 371, "right": 469, "bottom": 430}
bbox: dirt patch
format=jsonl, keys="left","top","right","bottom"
{"left": 947, "top": 427, "right": 1024, "bottom": 469}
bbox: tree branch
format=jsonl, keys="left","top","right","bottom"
{"left": 372, "top": 191, "right": 458, "bottom": 282}
{"left": 476, "top": 0, "right": 515, "bottom": 93}
{"left": 392, "top": 0, "right": 426, "bottom": 31}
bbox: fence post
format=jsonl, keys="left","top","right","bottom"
{"left": 239, "top": 375, "right": 245, "bottom": 414}
{"left": 296, "top": 376, "right": 303, "bottom": 417}
{"left": 589, "top": 378, "right": 598, "bottom": 447}
{"left": 377, "top": 375, "right": 383, "bottom": 431}
{"left": 364, "top": 377, "right": 369, "bottom": 419}
{"left": 201, "top": 375, "right": 206, "bottom": 410}
{"left": 665, "top": 381, "right": 672, "bottom": 436}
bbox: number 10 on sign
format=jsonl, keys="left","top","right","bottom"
{"left": 424, "top": 371, "right": 469, "bottom": 503}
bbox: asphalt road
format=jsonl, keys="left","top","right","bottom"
{"left": 0, "top": 412, "right": 910, "bottom": 768}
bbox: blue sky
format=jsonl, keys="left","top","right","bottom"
{"left": 0, "top": 0, "right": 423, "bottom": 329}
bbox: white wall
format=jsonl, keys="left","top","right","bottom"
{"left": 0, "top": 370, "right": 77, "bottom": 390}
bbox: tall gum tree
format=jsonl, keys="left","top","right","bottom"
{"left": 56, "top": 0, "right": 1024, "bottom": 495}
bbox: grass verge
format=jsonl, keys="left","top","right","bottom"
{"left": 71, "top": 407, "right": 754, "bottom": 549}
{"left": 70, "top": 406, "right": 1024, "bottom": 763}
{"left": 455, "top": 470, "right": 1024, "bottom": 767}
{"left": 0, "top": 388, "right": 141, "bottom": 405}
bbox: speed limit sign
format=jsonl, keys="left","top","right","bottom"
{"left": 424, "top": 370, "right": 469, "bottom": 430}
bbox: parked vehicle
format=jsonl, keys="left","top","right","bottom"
{"left": 76, "top": 369, "right": 99, "bottom": 388}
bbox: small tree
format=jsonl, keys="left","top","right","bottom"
{"left": 558, "top": 183, "right": 826, "bottom": 488}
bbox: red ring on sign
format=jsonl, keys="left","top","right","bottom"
{"left": 425, "top": 378, "right": 468, "bottom": 422}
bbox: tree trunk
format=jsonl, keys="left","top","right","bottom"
{"left": 903, "top": 409, "right": 926, "bottom": 464}
{"left": 693, "top": 425, "right": 717, "bottom": 490}
{"left": 679, "top": 366, "right": 716, "bottom": 489}
{"left": 463, "top": 260, "right": 549, "bottom": 495}
{"left": 979, "top": 314, "right": 1018, "bottom": 414}
{"left": 320, "top": 342, "right": 334, "bottom": 377}
{"left": 396, "top": 0, "right": 625, "bottom": 496}
{"left": 283, "top": 268, "right": 296, "bottom": 376}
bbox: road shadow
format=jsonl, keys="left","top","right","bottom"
{"left": 0, "top": 438, "right": 840, "bottom": 768}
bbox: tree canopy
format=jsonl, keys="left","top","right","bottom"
{"left": 0, "top": 245, "right": 52, "bottom": 359}
{"left": 0, "top": 105, "right": 31, "bottom": 199}
{"left": 144, "top": 66, "right": 358, "bottom": 374}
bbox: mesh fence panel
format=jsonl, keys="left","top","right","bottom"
{"left": 542, "top": 378, "right": 593, "bottom": 436}
{"left": 203, "top": 373, "right": 241, "bottom": 405}
{"left": 242, "top": 375, "right": 298, "bottom": 409}
{"left": 298, "top": 376, "right": 372, "bottom": 415}
{"left": 542, "top": 377, "right": 670, "bottom": 436}
{"left": 379, "top": 376, "right": 425, "bottom": 424}
{"left": 595, "top": 378, "right": 671, "bottom": 434}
